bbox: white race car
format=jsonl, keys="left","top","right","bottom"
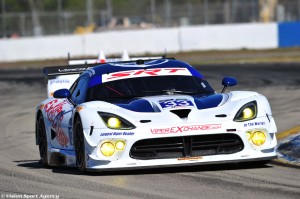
{"left": 36, "top": 58, "right": 277, "bottom": 172}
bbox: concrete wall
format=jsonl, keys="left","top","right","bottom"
{"left": 1, "top": 22, "right": 296, "bottom": 62}
{"left": 179, "top": 23, "right": 277, "bottom": 51}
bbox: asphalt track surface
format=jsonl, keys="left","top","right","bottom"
{"left": 0, "top": 63, "right": 300, "bottom": 199}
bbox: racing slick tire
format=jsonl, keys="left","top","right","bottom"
{"left": 74, "top": 117, "right": 86, "bottom": 172}
{"left": 37, "top": 114, "right": 48, "bottom": 167}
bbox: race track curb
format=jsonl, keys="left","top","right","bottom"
{"left": 272, "top": 125, "right": 300, "bottom": 168}
{"left": 276, "top": 126, "right": 300, "bottom": 141}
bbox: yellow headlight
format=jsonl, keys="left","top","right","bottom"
{"left": 115, "top": 140, "right": 125, "bottom": 150}
{"left": 243, "top": 108, "right": 254, "bottom": 119}
{"left": 251, "top": 131, "right": 266, "bottom": 146}
{"left": 246, "top": 131, "right": 252, "bottom": 140}
{"left": 107, "top": 117, "right": 121, "bottom": 128}
{"left": 100, "top": 142, "right": 115, "bottom": 157}
{"left": 234, "top": 102, "right": 257, "bottom": 122}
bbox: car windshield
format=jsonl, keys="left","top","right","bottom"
{"left": 86, "top": 75, "right": 214, "bottom": 101}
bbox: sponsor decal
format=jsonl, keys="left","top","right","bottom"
{"left": 49, "top": 79, "right": 70, "bottom": 85}
{"left": 85, "top": 68, "right": 96, "bottom": 77}
{"left": 100, "top": 132, "right": 135, "bottom": 136}
{"left": 102, "top": 68, "right": 191, "bottom": 82}
{"left": 178, "top": 156, "right": 202, "bottom": 161}
{"left": 44, "top": 99, "right": 69, "bottom": 146}
{"left": 151, "top": 124, "right": 221, "bottom": 134}
{"left": 159, "top": 99, "right": 194, "bottom": 109}
{"left": 243, "top": 121, "right": 266, "bottom": 127}
{"left": 58, "top": 67, "right": 88, "bottom": 73}
{"left": 201, "top": 82, "right": 206, "bottom": 88}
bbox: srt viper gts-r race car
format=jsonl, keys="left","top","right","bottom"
{"left": 36, "top": 58, "right": 277, "bottom": 172}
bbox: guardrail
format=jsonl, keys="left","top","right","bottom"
{"left": 0, "top": 22, "right": 299, "bottom": 62}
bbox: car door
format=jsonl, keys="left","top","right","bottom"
{"left": 46, "top": 75, "right": 89, "bottom": 150}
{"left": 63, "top": 74, "right": 90, "bottom": 149}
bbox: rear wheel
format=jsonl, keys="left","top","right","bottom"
{"left": 37, "top": 114, "right": 48, "bottom": 166}
{"left": 74, "top": 117, "right": 86, "bottom": 172}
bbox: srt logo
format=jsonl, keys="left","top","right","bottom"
{"left": 102, "top": 68, "right": 191, "bottom": 82}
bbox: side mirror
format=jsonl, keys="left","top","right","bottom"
{"left": 221, "top": 77, "right": 237, "bottom": 93}
{"left": 53, "top": 89, "right": 71, "bottom": 98}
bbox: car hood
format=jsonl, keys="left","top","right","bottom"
{"left": 79, "top": 91, "right": 263, "bottom": 128}
{"left": 113, "top": 94, "right": 226, "bottom": 113}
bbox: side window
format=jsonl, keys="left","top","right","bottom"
{"left": 71, "top": 75, "right": 89, "bottom": 104}
{"left": 69, "top": 79, "right": 79, "bottom": 94}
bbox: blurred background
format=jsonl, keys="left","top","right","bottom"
{"left": 0, "top": 0, "right": 298, "bottom": 38}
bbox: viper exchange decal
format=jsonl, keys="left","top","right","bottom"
{"left": 151, "top": 124, "right": 222, "bottom": 134}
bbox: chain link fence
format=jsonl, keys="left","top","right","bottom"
{"left": 1, "top": 0, "right": 300, "bottom": 38}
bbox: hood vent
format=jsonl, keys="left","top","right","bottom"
{"left": 170, "top": 109, "right": 191, "bottom": 118}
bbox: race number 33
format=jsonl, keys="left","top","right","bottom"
{"left": 159, "top": 99, "right": 194, "bottom": 109}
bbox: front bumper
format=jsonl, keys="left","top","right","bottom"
{"left": 86, "top": 149, "right": 277, "bottom": 171}
{"left": 83, "top": 120, "right": 278, "bottom": 171}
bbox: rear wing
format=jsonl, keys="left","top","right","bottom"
{"left": 67, "top": 57, "right": 163, "bottom": 65}
{"left": 44, "top": 63, "right": 99, "bottom": 98}
{"left": 44, "top": 55, "right": 164, "bottom": 98}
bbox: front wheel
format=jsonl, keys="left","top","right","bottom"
{"left": 74, "top": 117, "right": 86, "bottom": 172}
{"left": 37, "top": 114, "right": 48, "bottom": 166}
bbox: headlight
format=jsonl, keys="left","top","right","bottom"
{"left": 99, "top": 140, "right": 127, "bottom": 158}
{"left": 246, "top": 130, "right": 266, "bottom": 146}
{"left": 115, "top": 140, "right": 126, "bottom": 150}
{"left": 234, "top": 101, "right": 257, "bottom": 122}
{"left": 98, "top": 112, "right": 135, "bottom": 130}
{"left": 100, "top": 142, "right": 115, "bottom": 157}
{"left": 251, "top": 131, "right": 266, "bottom": 146}
{"left": 243, "top": 108, "right": 254, "bottom": 119}
{"left": 246, "top": 131, "right": 252, "bottom": 140}
{"left": 107, "top": 117, "right": 121, "bottom": 128}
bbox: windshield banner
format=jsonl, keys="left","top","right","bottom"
{"left": 102, "top": 68, "right": 192, "bottom": 82}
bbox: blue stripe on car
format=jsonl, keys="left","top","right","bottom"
{"left": 88, "top": 75, "right": 102, "bottom": 88}
{"left": 114, "top": 99, "right": 155, "bottom": 112}
{"left": 112, "top": 94, "right": 223, "bottom": 112}
{"left": 193, "top": 94, "right": 223, "bottom": 110}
